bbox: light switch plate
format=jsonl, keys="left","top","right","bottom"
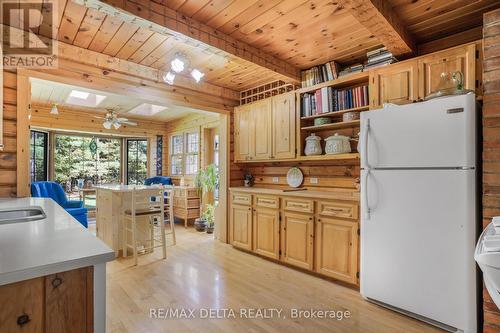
{"left": 272, "top": 177, "right": 279, "bottom": 183}
{"left": 310, "top": 177, "right": 319, "bottom": 184}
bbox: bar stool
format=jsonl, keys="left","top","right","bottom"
{"left": 163, "top": 188, "right": 176, "bottom": 245}
{"left": 122, "top": 187, "right": 166, "bottom": 265}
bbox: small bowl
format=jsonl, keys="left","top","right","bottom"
{"left": 342, "top": 112, "right": 360, "bottom": 122}
{"left": 314, "top": 117, "right": 332, "bottom": 126}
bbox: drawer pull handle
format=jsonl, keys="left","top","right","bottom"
{"left": 259, "top": 199, "right": 275, "bottom": 205}
{"left": 289, "top": 203, "right": 306, "bottom": 207}
{"left": 52, "top": 276, "right": 63, "bottom": 289}
{"left": 17, "top": 314, "right": 30, "bottom": 326}
{"left": 326, "top": 208, "right": 346, "bottom": 212}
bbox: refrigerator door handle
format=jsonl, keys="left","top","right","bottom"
{"left": 363, "top": 169, "right": 371, "bottom": 220}
{"left": 361, "top": 119, "right": 370, "bottom": 168}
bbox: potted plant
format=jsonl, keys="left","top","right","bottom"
{"left": 203, "top": 204, "right": 215, "bottom": 234}
{"left": 194, "top": 164, "right": 219, "bottom": 233}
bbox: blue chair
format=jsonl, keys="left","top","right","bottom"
{"left": 144, "top": 176, "right": 173, "bottom": 186}
{"left": 31, "top": 181, "right": 88, "bottom": 228}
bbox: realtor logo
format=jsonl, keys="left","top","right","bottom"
{"left": 1, "top": 0, "right": 58, "bottom": 68}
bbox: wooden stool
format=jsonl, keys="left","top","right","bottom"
{"left": 122, "top": 187, "right": 166, "bottom": 265}
{"left": 163, "top": 188, "right": 176, "bottom": 245}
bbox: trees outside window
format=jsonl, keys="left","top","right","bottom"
{"left": 127, "top": 139, "right": 148, "bottom": 185}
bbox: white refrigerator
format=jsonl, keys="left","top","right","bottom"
{"left": 360, "top": 93, "right": 477, "bottom": 332}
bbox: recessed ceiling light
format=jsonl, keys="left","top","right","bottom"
{"left": 191, "top": 69, "right": 205, "bottom": 83}
{"left": 128, "top": 103, "right": 168, "bottom": 116}
{"left": 66, "top": 90, "right": 107, "bottom": 107}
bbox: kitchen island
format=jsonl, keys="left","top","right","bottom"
{"left": 0, "top": 197, "right": 114, "bottom": 333}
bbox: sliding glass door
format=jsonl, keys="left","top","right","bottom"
{"left": 30, "top": 130, "right": 48, "bottom": 182}
{"left": 126, "top": 139, "right": 148, "bottom": 185}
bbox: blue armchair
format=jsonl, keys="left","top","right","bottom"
{"left": 144, "top": 176, "right": 173, "bottom": 186}
{"left": 31, "top": 181, "right": 88, "bottom": 228}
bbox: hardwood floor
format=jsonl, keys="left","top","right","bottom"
{"left": 97, "top": 225, "right": 442, "bottom": 333}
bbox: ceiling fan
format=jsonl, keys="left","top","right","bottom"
{"left": 94, "top": 108, "right": 137, "bottom": 130}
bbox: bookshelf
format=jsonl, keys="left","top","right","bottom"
{"left": 296, "top": 72, "right": 370, "bottom": 161}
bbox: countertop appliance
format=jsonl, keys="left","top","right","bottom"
{"left": 360, "top": 93, "right": 477, "bottom": 332}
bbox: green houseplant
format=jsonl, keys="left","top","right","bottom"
{"left": 194, "top": 164, "right": 219, "bottom": 233}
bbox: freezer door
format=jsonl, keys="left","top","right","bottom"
{"left": 360, "top": 169, "right": 476, "bottom": 332}
{"left": 360, "top": 94, "right": 476, "bottom": 169}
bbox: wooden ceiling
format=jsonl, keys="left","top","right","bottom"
{"left": 31, "top": 0, "right": 500, "bottom": 94}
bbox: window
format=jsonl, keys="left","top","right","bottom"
{"left": 169, "top": 132, "right": 199, "bottom": 175}
{"left": 127, "top": 139, "right": 148, "bottom": 185}
{"left": 30, "top": 130, "right": 48, "bottom": 182}
{"left": 185, "top": 132, "right": 199, "bottom": 175}
{"left": 54, "top": 134, "right": 121, "bottom": 186}
{"left": 170, "top": 134, "right": 183, "bottom": 175}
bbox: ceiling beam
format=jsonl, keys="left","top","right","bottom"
{"left": 341, "top": 0, "right": 415, "bottom": 56}
{"left": 81, "top": 0, "right": 301, "bottom": 83}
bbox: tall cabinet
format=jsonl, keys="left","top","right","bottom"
{"left": 234, "top": 92, "right": 295, "bottom": 162}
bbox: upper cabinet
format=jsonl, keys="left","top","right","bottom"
{"left": 370, "top": 60, "right": 419, "bottom": 109}
{"left": 418, "top": 43, "right": 476, "bottom": 100}
{"left": 234, "top": 92, "right": 296, "bottom": 162}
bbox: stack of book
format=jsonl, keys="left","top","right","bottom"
{"left": 338, "top": 64, "right": 364, "bottom": 77}
{"left": 301, "top": 61, "right": 340, "bottom": 87}
{"left": 301, "top": 84, "right": 369, "bottom": 117}
{"left": 364, "top": 47, "right": 398, "bottom": 70}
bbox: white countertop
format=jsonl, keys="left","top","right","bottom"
{"left": 0, "top": 198, "right": 115, "bottom": 285}
{"left": 229, "top": 187, "right": 360, "bottom": 201}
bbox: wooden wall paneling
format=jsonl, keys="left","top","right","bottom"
{"left": 88, "top": 16, "right": 124, "bottom": 53}
{"left": 102, "top": 22, "right": 140, "bottom": 57}
{"left": 57, "top": 0, "right": 88, "bottom": 44}
{"left": 0, "top": 71, "right": 17, "bottom": 197}
{"left": 16, "top": 73, "right": 30, "bottom": 198}
{"left": 482, "top": 8, "right": 500, "bottom": 333}
{"left": 115, "top": 28, "right": 155, "bottom": 60}
{"left": 39, "top": 0, "right": 67, "bottom": 39}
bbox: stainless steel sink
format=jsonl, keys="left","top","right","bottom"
{"left": 0, "top": 206, "right": 46, "bottom": 225}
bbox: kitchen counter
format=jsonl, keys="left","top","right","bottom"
{"left": 229, "top": 187, "right": 360, "bottom": 201}
{"left": 94, "top": 184, "right": 166, "bottom": 192}
{"left": 0, "top": 197, "right": 115, "bottom": 286}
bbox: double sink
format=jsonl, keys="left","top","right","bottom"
{"left": 0, "top": 206, "right": 46, "bottom": 225}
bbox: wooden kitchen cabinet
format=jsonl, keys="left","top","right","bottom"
{"left": 234, "top": 94, "right": 295, "bottom": 162}
{"left": 0, "top": 267, "right": 93, "bottom": 333}
{"left": 370, "top": 60, "right": 419, "bottom": 108}
{"left": 272, "top": 92, "right": 296, "bottom": 159}
{"left": 253, "top": 99, "right": 272, "bottom": 160}
{"left": 282, "top": 211, "right": 314, "bottom": 270}
{"left": 231, "top": 204, "right": 253, "bottom": 251}
{"left": 418, "top": 43, "right": 476, "bottom": 100}
{"left": 234, "top": 103, "right": 254, "bottom": 161}
{"left": 315, "top": 217, "right": 358, "bottom": 284}
{"left": 253, "top": 205, "right": 280, "bottom": 260}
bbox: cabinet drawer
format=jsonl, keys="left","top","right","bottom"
{"left": 317, "top": 201, "right": 358, "bottom": 220}
{"left": 231, "top": 192, "right": 252, "bottom": 206}
{"left": 283, "top": 198, "right": 313, "bottom": 213}
{"left": 255, "top": 195, "right": 279, "bottom": 209}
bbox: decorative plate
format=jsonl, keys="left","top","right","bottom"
{"left": 286, "top": 167, "right": 304, "bottom": 188}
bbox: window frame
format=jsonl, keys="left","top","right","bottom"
{"left": 184, "top": 131, "right": 199, "bottom": 175}
{"left": 30, "top": 130, "right": 49, "bottom": 182}
{"left": 169, "top": 130, "right": 200, "bottom": 176}
{"left": 126, "top": 138, "right": 148, "bottom": 185}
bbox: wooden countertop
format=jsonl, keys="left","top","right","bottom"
{"left": 229, "top": 187, "right": 359, "bottom": 201}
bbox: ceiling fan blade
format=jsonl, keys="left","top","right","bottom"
{"left": 93, "top": 115, "right": 106, "bottom": 119}
{"left": 122, "top": 121, "right": 137, "bottom": 126}
{"left": 116, "top": 117, "right": 129, "bottom": 122}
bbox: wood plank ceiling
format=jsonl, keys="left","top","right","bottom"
{"left": 37, "top": 0, "right": 499, "bottom": 92}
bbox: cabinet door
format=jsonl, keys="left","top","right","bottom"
{"left": 231, "top": 204, "right": 252, "bottom": 251}
{"left": 418, "top": 43, "right": 476, "bottom": 99}
{"left": 272, "top": 92, "right": 296, "bottom": 159}
{"left": 253, "top": 207, "right": 279, "bottom": 259}
{"left": 45, "top": 267, "right": 93, "bottom": 333}
{"left": 315, "top": 218, "right": 358, "bottom": 284}
{"left": 234, "top": 105, "right": 254, "bottom": 161}
{"left": 0, "top": 277, "right": 44, "bottom": 333}
{"left": 282, "top": 212, "right": 314, "bottom": 270}
{"left": 252, "top": 99, "right": 272, "bottom": 160}
{"left": 370, "top": 60, "right": 418, "bottom": 108}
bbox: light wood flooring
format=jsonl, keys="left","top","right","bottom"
{"left": 91, "top": 224, "right": 443, "bottom": 333}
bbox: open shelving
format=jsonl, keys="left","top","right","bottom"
{"left": 301, "top": 120, "right": 360, "bottom": 131}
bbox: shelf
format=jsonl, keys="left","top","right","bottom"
{"left": 300, "top": 106, "right": 369, "bottom": 120}
{"left": 301, "top": 120, "right": 360, "bottom": 131}
{"left": 296, "top": 71, "right": 369, "bottom": 94}
{"left": 298, "top": 153, "right": 360, "bottom": 161}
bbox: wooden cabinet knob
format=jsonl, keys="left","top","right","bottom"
{"left": 17, "top": 314, "right": 30, "bottom": 327}
{"left": 51, "top": 276, "right": 63, "bottom": 289}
